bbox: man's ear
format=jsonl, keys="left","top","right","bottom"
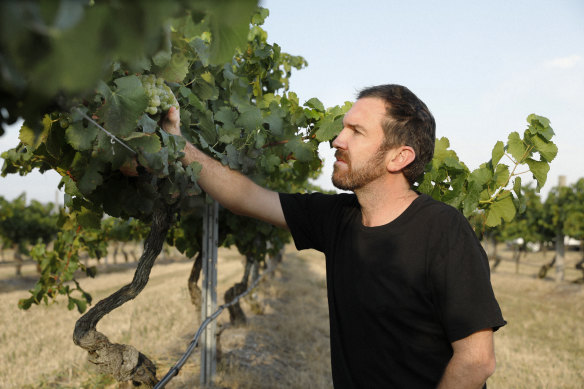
{"left": 386, "top": 146, "right": 416, "bottom": 173}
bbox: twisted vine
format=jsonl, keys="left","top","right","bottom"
{"left": 72, "top": 205, "right": 174, "bottom": 387}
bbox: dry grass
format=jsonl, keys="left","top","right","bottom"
{"left": 488, "top": 249, "right": 584, "bottom": 388}
{"left": 1, "top": 244, "right": 583, "bottom": 388}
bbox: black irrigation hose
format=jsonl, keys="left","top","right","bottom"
{"left": 155, "top": 262, "right": 276, "bottom": 388}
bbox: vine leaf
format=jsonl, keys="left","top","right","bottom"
{"left": 485, "top": 191, "right": 516, "bottom": 227}
{"left": 96, "top": 75, "right": 149, "bottom": 137}
{"left": 206, "top": 0, "right": 258, "bottom": 65}
{"left": 530, "top": 134, "right": 558, "bottom": 162}
{"left": 19, "top": 115, "right": 52, "bottom": 148}
{"left": 125, "top": 133, "right": 162, "bottom": 154}
{"left": 526, "top": 158, "right": 550, "bottom": 190}
{"left": 237, "top": 106, "right": 263, "bottom": 131}
{"left": 76, "top": 208, "right": 103, "bottom": 230}
{"left": 263, "top": 102, "right": 285, "bottom": 136}
{"left": 527, "top": 113, "right": 554, "bottom": 141}
{"left": 507, "top": 132, "right": 525, "bottom": 162}
{"left": 137, "top": 114, "right": 158, "bottom": 134}
{"left": 159, "top": 52, "right": 189, "bottom": 83}
{"left": 315, "top": 114, "right": 343, "bottom": 142}
{"left": 77, "top": 159, "right": 105, "bottom": 195}
{"left": 285, "top": 137, "right": 314, "bottom": 162}
{"left": 304, "top": 97, "right": 325, "bottom": 112}
{"left": 491, "top": 141, "right": 504, "bottom": 167}
{"left": 66, "top": 121, "right": 98, "bottom": 151}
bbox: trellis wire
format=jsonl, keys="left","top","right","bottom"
{"left": 154, "top": 262, "right": 276, "bottom": 388}
{"left": 72, "top": 107, "right": 137, "bottom": 155}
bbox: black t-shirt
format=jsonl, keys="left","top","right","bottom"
{"left": 279, "top": 192, "right": 506, "bottom": 388}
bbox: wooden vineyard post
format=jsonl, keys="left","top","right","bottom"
{"left": 555, "top": 175, "right": 566, "bottom": 282}
{"left": 201, "top": 198, "right": 219, "bottom": 386}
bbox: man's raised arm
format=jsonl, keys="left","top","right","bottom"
{"left": 163, "top": 107, "right": 288, "bottom": 230}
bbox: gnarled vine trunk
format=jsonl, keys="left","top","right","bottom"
{"left": 187, "top": 251, "right": 203, "bottom": 310}
{"left": 72, "top": 206, "right": 174, "bottom": 387}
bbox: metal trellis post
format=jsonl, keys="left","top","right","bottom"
{"left": 201, "top": 198, "right": 219, "bottom": 386}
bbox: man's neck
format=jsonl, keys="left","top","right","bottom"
{"left": 355, "top": 177, "right": 418, "bottom": 227}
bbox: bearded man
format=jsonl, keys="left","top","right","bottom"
{"left": 164, "top": 84, "right": 506, "bottom": 388}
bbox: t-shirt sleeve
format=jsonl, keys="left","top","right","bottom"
{"left": 279, "top": 192, "right": 337, "bottom": 252}
{"left": 429, "top": 209, "right": 507, "bottom": 343}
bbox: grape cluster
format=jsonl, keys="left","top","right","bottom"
{"left": 140, "top": 74, "right": 179, "bottom": 115}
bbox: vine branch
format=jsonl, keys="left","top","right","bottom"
{"left": 72, "top": 205, "right": 174, "bottom": 387}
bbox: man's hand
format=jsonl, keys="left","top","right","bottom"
{"left": 162, "top": 106, "right": 181, "bottom": 136}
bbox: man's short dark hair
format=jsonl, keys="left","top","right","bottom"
{"left": 358, "top": 84, "right": 436, "bottom": 185}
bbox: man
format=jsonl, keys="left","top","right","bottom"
{"left": 163, "top": 84, "right": 506, "bottom": 388}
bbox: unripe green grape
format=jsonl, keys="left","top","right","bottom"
{"left": 140, "top": 74, "right": 179, "bottom": 115}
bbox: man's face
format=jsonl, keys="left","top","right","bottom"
{"left": 331, "top": 97, "right": 388, "bottom": 191}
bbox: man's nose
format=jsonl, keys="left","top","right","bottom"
{"left": 332, "top": 128, "right": 348, "bottom": 149}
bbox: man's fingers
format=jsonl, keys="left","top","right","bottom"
{"left": 163, "top": 106, "right": 181, "bottom": 135}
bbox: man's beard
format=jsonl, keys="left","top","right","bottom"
{"left": 332, "top": 148, "right": 387, "bottom": 191}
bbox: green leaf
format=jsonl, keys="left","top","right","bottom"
{"left": 76, "top": 208, "right": 102, "bottom": 230}
{"left": 433, "top": 137, "right": 452, "bottom": 162}
{"left": 18, "top": 297, "right": 33, "bottom": 310}
{"left": 494, "top": 164, "right": 510, "bottom": 188}
{"left": 237, "top": 106, "right": 263, "bottom": 131}
{"left": 255, "top": 132, "right": 266, "bottom": 148}
{"left": 260, "top": 153, "right": 281, "bottom": 173}
{"left": 159, "top": 52, "right": 189, "bottom": 83}
{"left": 225, "top": 144, "right": 241, "bottom": 169}
{"left": 485, "top": 191, "right": 516, "bottom": 227}
{"left": 315, "top": 115, "right": 343, "bottom": 142}
{"left": 69, "top": 297, "right": 87, "bottom": 314}
{"left": 215, "top": 106, "right": 240, "bottom": 142}
{"left": 77, "top": 158, "right": 104, "bottom": 194}
{"left": 138, "top": 149, "right": 168, "bottom": 177}
{"left": 263, "top": 102, "right": 286, "bottom": 136}
{"left": 19, "top": 115, "right": 52, "bottom": 148}
{"left": 206, "top": 0, "right": 257, "bottom": 65}
{"left": 513, "top": 176, "right": 522, "bottom": 199}
{"left": 137, "top": 114, "right": 158, "bottom": 134}
{"left": 530, "top": 134, "right": 558, "bottom": 162}
{"left": 86, "top": 266, "right": 97, "bottom": 278}
{"left": 527, "top": 114, "right": 554, "bottom": 141}
{"left": 468, "top": 165, "right": 492, "bottom": 188}
{"left": 66, "top": 121, "right": 98, "bottom": 151}
{"left": 193, "top": 75, "right": 219, "bottom": 101}
{"left": 304, "top": 98, "right": 325, "bottom": 112}
{"left": 96, "top": 75, "right": 148, "bottom": 137}
{"left": 285, "top": 137, "right": 314, "bottom": 162}
{"left": 525, "top": 158, "right": 550, "bottom": 191}
{"left": 185, "top": 161, "right": 202, "bottom": 183}
{"left": 152, "top": 48, "right": 172, "bottom": 67}
{"left": 491, "top": 141, "right": 504, "bottom": 167}
{"left": 507, "top": 131, "right": 526, "bottom": 162}
{"left": 215, "top": 106, "right": 237, "bottom": 126}
{"left": 197, "top": 110, "right": 217, "bottom": 144}
{"left": 463, "top": 184, "right": 481, "bottom": 217}
{"left": 125, "top": 133, "right": 161, "bottom": 154}
{"left": 218, "top": 127, "right": 241, "bottom": 144}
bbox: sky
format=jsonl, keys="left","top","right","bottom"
{"left": 1, "top": 0, "right": 583, "bottom": 205}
